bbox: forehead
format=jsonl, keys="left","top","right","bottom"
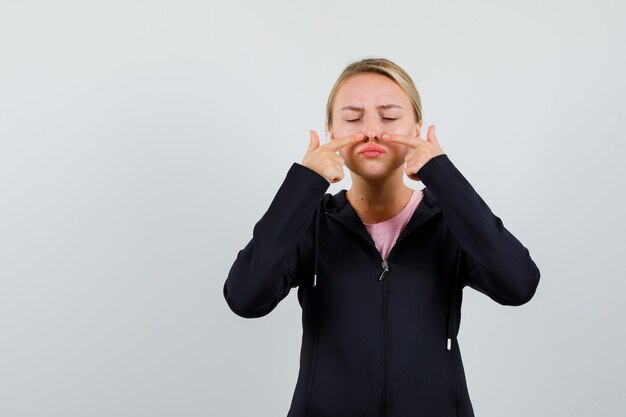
{"left": 334, "top": 72, "right": 409, "bottom": 108}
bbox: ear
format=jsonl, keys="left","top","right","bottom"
{"left": 415, "top": 120, "right": 422, "bottom": 138}
{"left": 328, "top": 126, "right": 335, "bottom": 140}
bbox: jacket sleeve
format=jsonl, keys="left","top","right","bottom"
{"left": 223, "top": 162, "right": 330, "bottom": 318}
{"left": 417, "top": 154, "right": 540, "bottom": 306}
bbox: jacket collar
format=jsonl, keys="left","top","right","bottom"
{"left": 322, "top": 187, "right": 441, "bottom": 251}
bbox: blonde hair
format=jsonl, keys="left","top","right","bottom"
{"left": 325, "top": 57, "right": 423, "bottom": 133}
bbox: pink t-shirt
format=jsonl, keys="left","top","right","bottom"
{"left": 363, "top": 189, "right": 424, "bottom": 261}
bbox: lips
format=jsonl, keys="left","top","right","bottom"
{"left": 358, "top": 145, "right": 386, "bottom": 154}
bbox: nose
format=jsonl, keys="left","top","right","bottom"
{"left": 364, "top": 118, "right": 383, "bottom": 142}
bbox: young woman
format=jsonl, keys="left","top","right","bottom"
{"left": 224, "top": 57, "right": 540, "bottom": 417}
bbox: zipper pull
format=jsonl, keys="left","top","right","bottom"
{"left": 378, "top": 259, "right": 389, "bottom": 281}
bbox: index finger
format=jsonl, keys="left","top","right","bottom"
{"left": 381, "top": 133, "right": 422, "bottom": 148}
{"left": 325, "top": 132, "right": 365, "bottom": 151}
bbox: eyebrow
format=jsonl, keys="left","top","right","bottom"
{"left": 340, "top": 104, "right": 403, "bottom": 111}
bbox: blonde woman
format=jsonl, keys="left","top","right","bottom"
{"left": 224, "top": 57, "right": 540, "bottom": 417}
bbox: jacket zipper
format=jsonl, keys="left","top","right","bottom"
{"left": 377, "top": 234, "right": 417, "bottom": 415}
{"left": 378, "top": 259, "right": 389, "bottom": 281}
{"left": 379, "top": 258, "right": 392, "bottom": 416}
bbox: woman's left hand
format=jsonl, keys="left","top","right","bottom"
{"left": 382, "top": 124, "right": 445, "bottom": 182}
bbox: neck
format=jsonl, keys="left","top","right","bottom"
{"left": 346, "top": 166, "right": 414, "bottom": 223}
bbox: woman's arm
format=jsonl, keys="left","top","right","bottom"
{"left": 417, "top": 154, "right": 541, "bottom": 306}
{"left": 223, "top": 162, "right": 329, "bottom": 318}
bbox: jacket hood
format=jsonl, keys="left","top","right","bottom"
{"left": 310, "top": 186, "right": 461, "bottom": 351}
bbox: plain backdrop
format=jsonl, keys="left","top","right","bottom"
{"left": 1, "top": 1, "right": 624, "bottom": 416}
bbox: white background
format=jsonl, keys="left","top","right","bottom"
{"left": 1, "top": 1, "right": 624, "bottom": 416}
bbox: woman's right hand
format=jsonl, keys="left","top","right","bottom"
{"left": 301, "top": 130, "right": 364, "bottom": 183}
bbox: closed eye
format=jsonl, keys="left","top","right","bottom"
{"left": 346, "top": 118, "right": 398, "bottom": 123}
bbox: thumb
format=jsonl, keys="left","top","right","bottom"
{"left": 427, "top": 125, "right": 439, "bottom": 144}
{"left": 307, "top": 130, "right": 320, "bottom": 154}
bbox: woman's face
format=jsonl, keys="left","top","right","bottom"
{"left": 329, "top": 72, "right": 422, "bottom": 180}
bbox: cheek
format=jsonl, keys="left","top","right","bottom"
{"left": 390, "top": 144, "right": 412, "bottom": 162}
{"left": 387, "top": 142, "right": 410, "bottom": 155}
{"left": 333, "top": 125, "right": 356, "bottom": 138}
{"left": 338, "top": 146, "right": 356, "bottom": 159}
{"left": 389, "top": 124, "right": 415, "bottom": 137}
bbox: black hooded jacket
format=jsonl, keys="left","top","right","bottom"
{"left": 223, "top": 153, "right": 540, "bottom": 417}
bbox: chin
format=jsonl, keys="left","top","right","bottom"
{"left": 346, "top": 159, "right": 399, "bottom": 180}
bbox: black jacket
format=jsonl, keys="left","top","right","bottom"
{"left": 223, "top": 153, "right": 540, "bottom": 417}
